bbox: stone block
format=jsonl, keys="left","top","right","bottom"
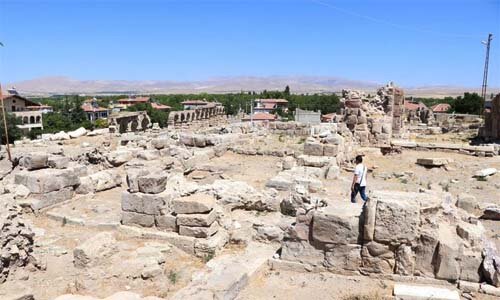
{"left": 179, "top": 221, "right": 219, "bottom": 238}
{"left": 303, "top": 142, "right": 323, "bottom": 156}
{"left": 20, "top": 153, "right": 48, "bottom": 170}
{"left": 393, "top": 284, "right": 460, "bottom": 300}
{"left": 126, "top": 168, "right": 150, "bottom": 193}
{"left": 121, "top": 211, "right": 155, "bottom": 227}
{"left": 194, "top": 230, "right": 229, "bottom": 258}
{"left": 177, "top": 209, "right": 217, "bottom": 227}
{"left": 325, "top": 165, "right": 340, "bottom": 180}
{"left": 172, "top": 193, "right": 215, "bottom": 214}
{"left": 155, "top": 214, "right": 178, "bottom": 232}
{"left": 324, "top": 244, "right": 361, "bottom": 272}
{"left": 434, "top": 228, "right": 461, "bottom": 281}
{"left": 280, "top": 240, "right": 325, "bottom": 266}
{"left": 121, "top": 191, "right": 168, "bottom": 215}
{"left": 106, "top": 150, "right": 133, "bottom": 167}
{"left": 416, "top": 158, "right": 448, "bottom": 167}
{"left": 456, "top": 193, "right": 479, "bottom": 215}
{"left": 73, "top": 232, "right": 116, "bottom": 268}
{"left": 323, "top": 144, "right": 339, "bottom": 157}
{"left": 460, "top": 251, "right": 482, "bottom": 282}
{"left": 47, "top": 156, "right": 69, "bottom": 169}
{"left": 372, "top": 191, "right": 420, "bottom": 244}
{"left": 311, "top": 204, "right": 363, "bottom": 245}
{"left": 15, "top": 169, "right": 80, "bottom": 194}
{"left": 137, "top": 173, "right": 168, "bottom": 194}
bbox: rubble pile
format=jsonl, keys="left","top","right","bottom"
{"left": 0, "top": 194, "right": 39, "bottom": 283}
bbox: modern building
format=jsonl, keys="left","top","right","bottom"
{"left": 81, "top": 98, "right": 109, "bottom": 122}
{"left": 254, "top": 99, "right": 288, "bottom": 114}
{"left": 2, "top": 88, "right": 52, "bottom": 131}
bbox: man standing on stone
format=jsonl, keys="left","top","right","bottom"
{"left": 351, "top": 155, "right": 368, "bottom": 203}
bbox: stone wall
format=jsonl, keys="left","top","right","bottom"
{"left": 168, "top": 104, "right": 225, "bottom": 128}
{"left": 279, "top": 190, "right": 496, "bottom": 286}
{"left": 339, "top": 82, "right": 405, "bottom": 146}
{"left": 108, "top": 111, "right": 151, "bottom": 134}
{"left": 480, "top": 93, "right": 500, "bottom": 140}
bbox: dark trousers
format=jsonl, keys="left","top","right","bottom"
{"left": 351, "top": 183, "right": 367, "bottom": 203}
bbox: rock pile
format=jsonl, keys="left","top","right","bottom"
{"left": 0, "top": 195, "right": 39, "bottom": 283}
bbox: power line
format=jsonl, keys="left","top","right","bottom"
{"left": 308, "top": 0, "right": 484, "bottom": 39}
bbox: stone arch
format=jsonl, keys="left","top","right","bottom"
{"left": 131, "top": 120, "right": 138, "bottom": 131}
{"left": 174, "top": 113, "right": 179, "bottom": 124}
{"left": 36, "top": 116, "right": 41, "bottom": 123}
{"left": 23, "top": 116, "right": 28, "bottom": 124}
{"left": 29, "top": 116, "right": 35, "bottom": 124}
{"left": 180, "top": 113, "right": 185, "bottom": 123}
{"left": 119, "top": 120, "right": 127, "bottom": 133}
{"left": 141, "top": 116, "right": 149, "bottom": 129}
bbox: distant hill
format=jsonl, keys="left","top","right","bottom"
{"left": 6, "top": 76, "right": 498, "bottom": 98}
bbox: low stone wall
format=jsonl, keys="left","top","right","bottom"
{"left": 391, "top": 140, "right": 499, "bottom": 157}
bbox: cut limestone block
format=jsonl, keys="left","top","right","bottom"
{"left": 416, "top": 158, "right": 448, "bottom": 167}
{"left": 179, "top": 222, "right": 219, "bottom": 238}
{"left": 176, "top": 209, "right": 217, "bottom": 227}
{"left": 311, "top": 203, "right": 363, "bottom": 245}
{"left": 393, "top": 284, "right": 460, "bottom": 300}
{"left": 172, "top": 193, "right": 215, "bottom": 214}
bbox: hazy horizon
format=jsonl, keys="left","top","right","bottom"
{"left": 0, "top": 0, "right": 499, "bottom": 88}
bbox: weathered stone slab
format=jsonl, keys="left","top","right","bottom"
{"left": 474, "top": 168, "right": 497, "bottom": 178}
{"left": 311, "top": 204, "right": 363, "bottom": 245}
{"left": 155, "top": 214, "right": 177, "bottom": 232}
{"left": 393, "top": 284, "right": 460, "bottom": 300}
{"left": 177, "top": 209, "right": 217, "bottom": 227}
{"left": 482, "top": 206, "right": 500, "bottom": 220}
{"left": 121, "top": 191, "right": 168, "bottom": 215}
{"left": 73, "top": 232, "right": 116, "bottom": 268}
{"left": 137, "top": 173, "right": 168, "bottom": 194}
{"left": 372, "top": 191, "right": 420, "bottom": 244}
{"left": 172, "top": 193, "right": 215, "bottom": 214}
{"left": 19, "top": 153, "right": 48, "bottom": 170}
{"left": 15, "top": 169, "right": 80, "bottom": 194}
{"left": 179, "top": 221, "right": 219, "bottom": 238}
{"left": 121, "top": 211, "right": 155, "bottom": 227}
{"left": 416, "top": 158, "right": 448, "bottom": 167}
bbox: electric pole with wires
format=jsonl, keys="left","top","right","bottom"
{"left": 481, "top": 33, "right": 493, "bottom": 102}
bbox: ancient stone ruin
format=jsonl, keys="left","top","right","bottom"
{"left": 1, "top": 84, "right": 499, "bottom": 300}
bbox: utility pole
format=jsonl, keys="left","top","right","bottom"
{"left": 0, "top": 42, "right": 11, "bottom": 162}
{"left": 0, "top": 84, "right": 12, "bottom": 162}
{"left": 481, "top": 33, "right": 493, "bottom": 102}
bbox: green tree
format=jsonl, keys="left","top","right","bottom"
{"left": 284, "top": 85, "right": 290, "bottom": 96}
{"left": 0, "top": 113, "right": 22, "bottom": 144}
{"left": 452, "top": 92, "right": 484, "bottom": 115}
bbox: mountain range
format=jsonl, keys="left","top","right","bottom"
{"left": 5, "top": 76, "right": 498, "bottom": 98}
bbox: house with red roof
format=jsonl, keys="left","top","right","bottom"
{"left": 115, "top": 96, "right": 171, "bottom": 112}
{"left": 242, "top": 112, "right": 278, "bottom": 122}
{"left": 2, "top": 88, "right": 53, "bottom": 131}
{"left": 431, "top": 103, "right": 451, "bottom": 113}
{"left": 254, "top": 99, "right": 288, "bottom": 114}
{"left": 82, "top": 98, "right": 109, "bottom": 122}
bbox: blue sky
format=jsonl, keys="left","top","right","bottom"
{"left": 0, "top": 0, "right": 499, "bottom": 87}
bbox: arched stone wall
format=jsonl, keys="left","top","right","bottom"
{"left": 167, "top": 104, "right": 226, "bottom": 127}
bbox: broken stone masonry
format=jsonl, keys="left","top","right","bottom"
{"left": 481, "top": 93, "right": 500, "bottom": 141}
{"left": 278, "top": 190, "right": 500, "bottom": 288}
{"left": 339, "top": 82, "right": 405, "bottom": 146}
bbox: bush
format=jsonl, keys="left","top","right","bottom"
{"left": 94, "top": 118, "right": 108, "bottom": 129}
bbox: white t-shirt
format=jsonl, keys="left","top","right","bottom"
{"left": 354, "top": 163, "right": 367, "bottom": 187}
